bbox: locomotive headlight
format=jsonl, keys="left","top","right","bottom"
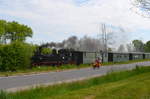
{"left": 40, "top": 57, "right": 42, "bottom": 60}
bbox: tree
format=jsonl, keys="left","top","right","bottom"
{"left": 0, "top": 20, "right": 33, "bottom": 43}
{"left": 0, "top": 20, "right": 6, "bottom": 36}
{"left": 0, "top": 20, "right": 7, "bottom": 43}
{"left": 132, "top": 40, "right": 144, "bottom": 52}
{"left": 6, "top": 21, "right": 33, "bottom": 42}
{"left": 132, "top": 0, "right": 150, "bottom": 17}
{"left": 144, "top": 40, "right": 150, "bottom": 52}
{"left": 134, "top": 0, "right": 150, "bottom": 10}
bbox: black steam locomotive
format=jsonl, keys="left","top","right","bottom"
{"left": 31, "top": 46, "right": 150, "bottom": 66}
{"left": 31, "top": 46, "right": 83, "bottom": 66}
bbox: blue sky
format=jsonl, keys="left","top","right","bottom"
{"left": 0, "top": 0, "right": 150, "bottom": 45}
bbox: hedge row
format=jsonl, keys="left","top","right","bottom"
{"left": 0, "top": 42, "right": 35, "bottom": 71}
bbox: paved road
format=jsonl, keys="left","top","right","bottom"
{"left": 0, "top": 61, "right": 150, "bottom": 92}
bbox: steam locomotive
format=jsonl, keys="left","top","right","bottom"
{"left": 31, "top": 46, "right": 150, "bottom": 66}
{"left": 31, "top": 47, "right": 83, "bottom": 66}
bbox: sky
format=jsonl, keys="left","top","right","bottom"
{"left": 0, "top": 0, "right": 150, "bottom": 45}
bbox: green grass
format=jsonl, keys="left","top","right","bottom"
{"left": 0, "top": 64, "right": 90, "bottom": 77}
{"left": 0, "top": 59, "right": 150, "bottom": 77}
{"left": 54, "top": 72, "right": 150, "bottom": 99}
{"left": 102, "top": 59, "right": 150, "bottom": 66}
{"left": 1, "top": 66, "right": 150, "bottom": 99}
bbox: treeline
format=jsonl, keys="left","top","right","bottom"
{"left": 0, "top": 20, "right": 35, "bottom": 71}
{"left": 132, "top": 40, "right": 150, "bottom": 52}
{"left": 122, "top": 40, "right": 150, "bottom": 53}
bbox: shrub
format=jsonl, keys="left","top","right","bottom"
{"left": 0, "top": 42, "right": 35, "bottom": 71}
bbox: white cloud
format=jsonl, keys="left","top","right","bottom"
{"left": 0, "top": 0, "right": 150, "bottom": 43}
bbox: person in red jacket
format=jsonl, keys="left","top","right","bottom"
{"left": 93, "top": 57, "right": 101, "bottom": 69}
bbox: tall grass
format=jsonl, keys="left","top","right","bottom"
{"left": 0, "top": 91, "right": 7, "bottom": 99}
{"left": 1, "top": 66, "right": 150, "bottom": 99}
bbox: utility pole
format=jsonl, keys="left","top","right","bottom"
{"left": 100, "top": 23, "right": 108, "bottom": 63}
{"left": 101, "top": 23, "right": 107, "bottom": 52}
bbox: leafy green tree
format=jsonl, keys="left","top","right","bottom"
{"left": 0, "top": 20, "right": 7, "bottom": 43}
{"left": 144, "top": 41, "right": 150, "bottom": 52}
{"left": 0, "top": 20, "right": 5, "bottom": 35}
{"left": 6, "top": 21, "right": 33, "bottom": 42}
{"left": 0, "top": 20, "right": 33, "bottom": 43}
{"left": 132, "top": 40, "right": 144, "bottom": 52}
{"left": 0, "top": 20, "right": 34, "bottom": 71}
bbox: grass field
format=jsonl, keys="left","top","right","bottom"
{"left": 0, "top": 59, "right": 150, "bottom": 77}
{"left": 1, "top": 66, "right": 150, "bottom": 99}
